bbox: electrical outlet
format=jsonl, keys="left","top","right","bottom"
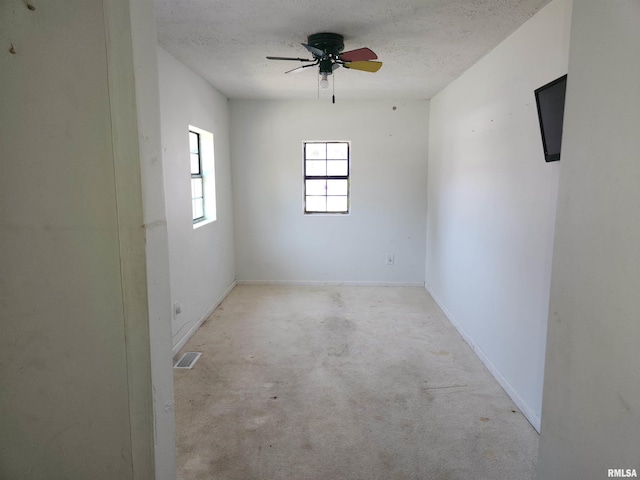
{"left": 385, "top": 253, "right": 395, "bottom": 265}
{"left": 173, "top": 302, "right": 182, "bottom": 317}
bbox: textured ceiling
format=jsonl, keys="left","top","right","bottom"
{"left": 154, "top": 0, "right": 552, "bottom": 100}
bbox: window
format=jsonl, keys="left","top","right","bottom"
{"left": 304, "top": 141, "right": 350, "bottom": 214}
{"left": 188, "top": 126, "right": 216, "bottom": 227}
{"left": 189, "top": 130, "right": 204, "bottom": 223}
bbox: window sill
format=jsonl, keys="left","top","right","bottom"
{"left": 304, "top": 212, "right": 351, "bottom": 216}
{"left": 193, "top": 218, "right": 216, "bottom": 229}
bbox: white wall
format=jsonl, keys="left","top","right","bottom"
{"left": 0, "top": 1, "right": 157, "bottom": 478}
{"left": 130, "top": 3, "right": 176, "bottom": 478}
{"left": 425, "top": 0, "right": 572, "bottom": 430}
{"left": 537, "top": 2, "right": 640, "bottom": 478}
{"left": 230, "top": 99, "right": 429, "bottom": 284}
{"left": 157, "top": 47, "right": 236, "bottom": 351}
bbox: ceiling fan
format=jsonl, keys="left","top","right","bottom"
{"left": 267, "top": 33, "right": 382, "bottom": 90}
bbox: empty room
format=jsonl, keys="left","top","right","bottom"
{"left": 1, "top": 1, "right": 639, "bottom": 480}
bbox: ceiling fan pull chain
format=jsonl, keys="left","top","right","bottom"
{"left": 332, "top": 74, "right": 336, "bottom": 104}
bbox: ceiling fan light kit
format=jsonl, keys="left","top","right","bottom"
{"left": 319, "top": 73, "right": 330, "bottom": 89}
{"left": 267, "top": 32, "right": 382, "bottom": 99}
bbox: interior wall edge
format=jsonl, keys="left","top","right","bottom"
{"left": 129, "top": 0, "right": 177, "bottom": 478}
{"left": 102, "top": 0, "right": 156, "bottom": 476}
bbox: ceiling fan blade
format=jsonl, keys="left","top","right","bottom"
{"left": 267, "top": 56, "right": 313, "bottom": 62}
{"left": 343, "top": 60, "right": 383, "bottom": 73}
{"left": 339, "top": 47, "right": 378, "bottom": 62}
{"left": 301, "top": 43, "right": 325, "bottom": 58}
{"left": 285, "top": 62, "right": 317, "bottom": 74}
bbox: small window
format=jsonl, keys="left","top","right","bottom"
{"left": 188, "top": 126, "right": 216, "bottom": 227}
{"left": 189, "top": 130, "right": 205, "bottom": 223}
{"left": 304, "top": 141, "right": 350, "bottom": 214}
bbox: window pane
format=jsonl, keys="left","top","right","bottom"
{"left": 327, "top": 196, "right": 348, "bottom": 212}
{"left": 191, "top": 178, "right": 203, "bottom": 199}
{"left": 190, "top": 154, "right": 201, "bottom": 175}
{"left": 305, "top": 160, "right": 326, "bottom": 176}
{"left": 326, "top": 160, "right": 348, "bottom": 176}
{"left": 306, "top": 196, "right": 326, "bottom": 212}
{"left": 303, "top": 141, "right": 350, "bottom": 215}
{"left": 327, "top": 179, "right": 348, "bottom": 196}
{"left": 305, "top": 143, "right": 326, "bottom": 160}
{"left": 305, "top": 179, "right": 326, "bottom": 196}
{"left": 189, "top": 132, "right": 199, "bottom": 154}
{"left": 193, "top": 198, "right": 204, "bottom": 220}
{"left": 327, "top": 143, "right": 348, "bottom": 159}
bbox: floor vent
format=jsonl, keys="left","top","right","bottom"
{"left": 174, "top": 352, "right": 202, "bottom": 369}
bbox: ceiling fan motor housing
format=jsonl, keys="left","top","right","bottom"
{"left": 307, "top": 33, "right": 345, "bottom": 56}
{"left": 308, "top": 33, "right": 344, "bottom": 74}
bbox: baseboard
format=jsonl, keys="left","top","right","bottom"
{"left": 171, "top": 280, "right": 237, "bottom": 356}
{"left": 424, "top": 282, "right": 541, "bottom": 433}
{"left": 236, "top": 280, "right": 425, "bottom": 287}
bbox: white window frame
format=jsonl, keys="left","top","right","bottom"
{"left": 303, "top": 141, "right": 351, "bottom": 215}
{"left": 189, "top": 125, "right": 216, "bottom": 228}
{"left": 189, "top": 130, "right": 205, "bottom": 223}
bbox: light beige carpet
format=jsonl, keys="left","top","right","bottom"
{"left": 174, "top": 285, "right": 538, "bottom": 480}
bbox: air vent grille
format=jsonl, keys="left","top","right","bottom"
{"left": 174, "top": 352, "right": 202, "bottom": 369}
